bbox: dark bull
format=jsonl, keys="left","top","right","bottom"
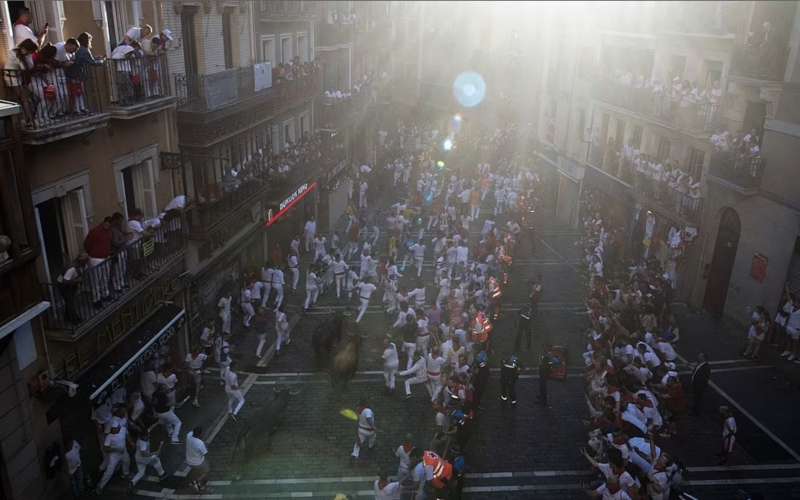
{"left": 311, "top": 312, "right": 345, "bottom": 369}
{"left": 231, "top": 386, "right": 299, "bottom": 479}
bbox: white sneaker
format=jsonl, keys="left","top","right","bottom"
{"left": 788, "top": 355, "right": 795, "bottom": 361}
{"left": 781, "top": 351, "right": 791, "bottom": 357}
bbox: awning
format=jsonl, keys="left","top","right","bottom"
{"left": 84, "top": 304, "right": 185, "bottom": 402}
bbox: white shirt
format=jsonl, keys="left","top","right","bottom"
{"left": 288, "top": 255, "right": 299, "bottom": 269}
{"left": 13, "top": 23, "right": 37, "bottom": 46}
{"left": 306, "top": 271, "right": 319, "bottom": 289}
{"left": 304, "top": 220, "right": 317, "bottom": 236}
{"left": 140, "top": 370, "right": 158, "bottom": 397}
{"left": 358, "top": 407, "right": 375, "bottom": 432}
{"left": 333, "top": 259, "right": 348, "bottom": 274}
{"left": 185, "top": 431, "right": 207, "bottom": 466}
{"left": 373, "top": 479, "right": 401, "bottom": 500}
{"left": 186, "top": 352, "right": 208, "bottom": 371}
{"left": 358, "top": 282, "right": 377, "bottom": 300}
{"left": 104, "top": 429, "right": 127, "bottom": 454}
{"left": 218, "top": 296, "right": 232, "bottom": 317}
{"left": 224, "top": 369, "right": 239, "bottom": 391}
{"left": 261, "top": 267, "right": 274, "bottom": 283}
{"left": 272, "top": 269, "right": 285, "bottom": 286}
{"left": 383, "top": 343, "right": 399, "bottom": 368}
{"left": 54, "top": 41, "right": 73, "bottom": 63}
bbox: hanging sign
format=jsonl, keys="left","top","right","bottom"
{"left": 264, "top": 181, "right": 317, "bottom": 227}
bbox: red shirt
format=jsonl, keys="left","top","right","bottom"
{"left": 84, "top": 224, "right": 112, "bottom": 259}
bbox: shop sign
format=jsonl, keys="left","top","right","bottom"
{"left": 265, "top": 181, "right": 317, "bottom": 227}
{"left": 90, "top": 309, "right": 186, "bottom": 402}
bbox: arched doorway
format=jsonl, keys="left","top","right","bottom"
{"left": 704, "top": 208, "right": 741, "bottom": 316}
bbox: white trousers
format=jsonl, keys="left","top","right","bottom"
{"left": 226, "top": 388, "right": 245, "bottom": 416}
{"left": 221, "top": 313, "right": 231, "bottom": 335}
{"left": 403, "top": 342, "right": 416, "bottom": 370}
{"left": 272, "top": 285, "right": 284, "bottom": 310}
{"left": 241, "top": 302, "right": 255, "bottom": 327}
{"left": 276, "top": 327, "right": 290, "bottom": 352}
{"left": 427, "top": 375, "right": 443, "bottom": 402}
{"left": 471, "top": 205, "right": 481, "bottom": 219}
{"left": 97, "top": 451, "right": 130, "bottom": 490}
{"left": 131, "top": 455, "right": 164, "bottom": 485}
{"left": 290, "top": 268, "right": 299, "bottom": 290}
{"left": 256, "top": 332, "right": 268, "bottom": 357}
{"left": 335, "top": 274, "right": 345, "bottom": 298}
{"left": 304, "top": 287, "right": 319, "bottom": 309}
{"left": 404, "top": 375, "right": 428, "bottom": 396}
{"left": 351, "top": 429, "right": 376, "bottom": 458}
{"left": 415, "top": 256, "right": 424, "bottom": 277}
{"left": 384, "top": 363, "right": 398, "bottom": 390}
{"left": 356, "top": 298, "right": 369, "bottom": 322}
{"left": 157, "top": 409, "right": 182, "bottom": 442}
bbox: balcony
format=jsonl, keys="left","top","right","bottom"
{"left": 175, "top": 68, "right": 321, "bottom": 147}
{"left": 41, "top": 211, "right": 186, "bottom": 338}
{"left": 317, "top": 87, "right": 373, "bottom": 131}
{"left": 731, "top": 42, "right": 787, "bottom": 81}
{"left": 594, "top": 79, "right": 720, "bottom": 134}
{"left": 106, "top": 53, "right": 175, "bottom": 118}
{"left": 1, "top": 53, "right": 175, "bottom": 144}
{"left": 708, "top": 151, "right": 764, "bottom": 192}
{"left": 633, "top": 171, "right": 703, "bottom": 224}
{"left": 316, "top": 22, "right": 355, "bottom": 47}
{"left": 180, "top": 133, "right": 345, "bottom": 260}
{"left": 2, "top": 65, "right": 109, "bottom": 144}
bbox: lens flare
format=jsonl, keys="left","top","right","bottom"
{"left": 443, "top": 138, "right": 453, "bottom": 151}
{"left": 436, "top": 160, "right": 445, "bottom": 168}
{"left": 453, "top": 71, "right": 486, "bottom": 108}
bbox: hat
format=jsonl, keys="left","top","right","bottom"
{"left": 161, "top": 29, "right": 174, "bottom": 41}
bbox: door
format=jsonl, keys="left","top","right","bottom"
{"left": 222, "top": 8, "right": 233, "bottom": 69}
{"left": 742, "top": 101, "right": 767, "bottom": 139}
{"left": 181, "top": 6, "right": 199, "bottom": 80}
{"left": 704, "top": 208, "right": 741, "bottom": 316}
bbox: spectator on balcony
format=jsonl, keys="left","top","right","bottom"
{"left": 84, "top": 217, "right": 113, "bottom": 308}
{"left": 4, "top": 39, "right": 38, "bottom": 125}
{"left": 124, "top": 24, "right": 153, "bottom": 45}
{"left": 13, "top": 7, "right": 47, "bottom": 47}
{"left": 58, "top": 253, "right": 90, "bottom": 324}
{"left": 110, "top": 212, "right": 131, "bottom": 292}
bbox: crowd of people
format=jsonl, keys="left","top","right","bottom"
{"left": 710, "top": 129, "right": 763, "bottom": 174}
{"left": 5, "top": 9, "right": 173, "bottom": 125}
{"left": 602, "top": 68, "right": 722, "bottom": 124}
{"left": 576, "top": 190, "right": 733, "bottom": 499}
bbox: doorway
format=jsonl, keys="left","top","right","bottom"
{"left": 704, "top": 208, "right": 741, "bottom": 316}
{"left": 181, "top": 6, "right": 198, "bottom": 79}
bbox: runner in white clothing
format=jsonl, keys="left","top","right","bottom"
{"left": 217, "top": 294, "right": 232, "bottom": 335}
{"left": 426, "top": 348, "right": 446, "bottom": 402}
{"left": 382, "top": 338, "right": 399, "bottom": 393}
{"left": 287, "top": 254, "right": 300, "bottom": 291}
{"left": 260, "top": 265, "right": 274, "bottom": 308}
{"left": 224, "top": 363, "right": 245, "bottom": 420}
{"left": 240, "top": 286, "right": 254, "bottom": 327}
{"left": 271, "top": 268, "right": 285, "bottom": 310}
{"left": 410, "top": 242, "right": 425, "bottom": 277}
{"left": 333, "top": 254, "right": 349, "bottom": 299}
{"left": 275, "top": 308, "right": 290, "bottom": 355}
{"left": 356, "top": 279, "right": 377, "bottom": 323}
{"left": 351, "top": 398, "right": 377, "bottom": 460}
{"left": 304, "top": 268, "right": 321, "bottom": 311}
{"left": 399, "top": 352, "right": 427, "bottom": 399}
{"left": 303, "top": 218, "right": 317, "bottom": 253}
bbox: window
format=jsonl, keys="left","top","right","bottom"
{"left": 280, "top": 35, "right": 292, "bottom": 64}
{"left": 704, "top": 60, "right": 723, "bottom": 88}
{"left": 657, "top": 137, "right": 671, "bottom": 162}
{"left": 271, "top": 124, "right": 281, "bottom": 154}
{"left": 260, "top": 36, "right": 275, "bottom": 63}
{"left": 631, "top": 125, "right": 643, "bottom": 149}
{"left": 299, "top": 113, "right": 309, "bottom": 140}
{"left": 283, "top": 119, "right": 295, "bottom": 147}
{"left": 119, "top": 161, "right": 157, "bottom": 220}
{"left": 686, "top": 147, "right": 705, "bottom": 180}
{"left": 222, "top": 8, "right": 234, "bottom": 69}
{"left": 296, "top": 32, "right": 308, "bottom": 63}
{"left": 35, "top": 187, "right": 89, "bottom": 280}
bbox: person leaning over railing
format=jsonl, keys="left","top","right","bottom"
{"left": 3, "top": 39, "right": 37, "bottom": 125}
